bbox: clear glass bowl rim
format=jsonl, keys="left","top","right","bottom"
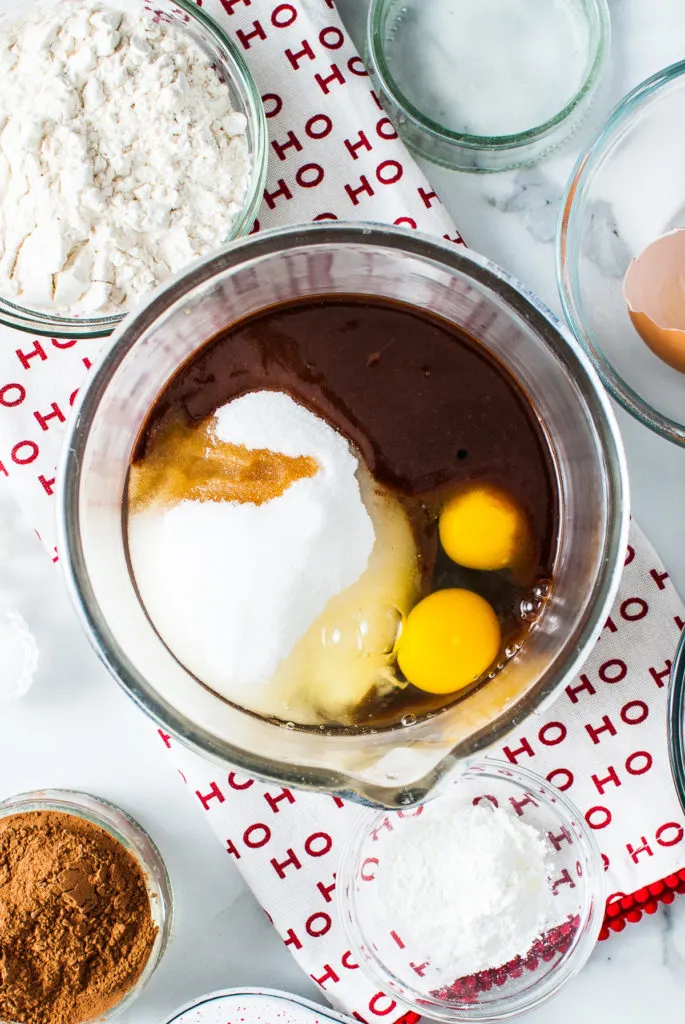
{"left": 58, "top": 221, "right": 629, "bottom": 807}
{"left": 557, "top": 59, "right": 685, "bottom": 446}
{"left": 0, "top": 0, "right": 268, "bottom": 340}
{"left": 667, "top": 629, "right": 685, "bottom": 814}
{"left": 366, "top": 0, "right": 611, "bottom": 151}
{"left": 0, "top": 788, "right": 174, "bottom": 1024}
{"left": 164, "top": 988, "right": 357, "bottom": 1024}
{"left": 337, "top": 758, "right": 607, "bottom": 1022}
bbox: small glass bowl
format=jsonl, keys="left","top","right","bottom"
{"left": 0, "top": 788, "right": 173, "bottom": 1023}
{"left": 558, "top": 61, "right": 685, "bottom": 445}
{"left": 668, "top": 630, "right": 685, "bottom": 815}
{"left": 366, "top": 0, "right": 610, "bottom": 172}
{"left": 338, "top": 760, "right": 605, "bottom": 1021}
{"left": 164, "top": 988, "right": 358, "bottom": 1024}
{"left": 0, "top": 0, "right": 267, "bottom": 339}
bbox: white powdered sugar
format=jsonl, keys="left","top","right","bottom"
{"left": 128, "top": 392, "right": 375, "bottom": 707}
{"left": 382, "top": 801, "right": 554, "bottom": 978}
{"left": 0, "top": 1, "right": 251, "bottom": 314}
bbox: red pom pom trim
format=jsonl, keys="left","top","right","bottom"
{"left": 599, "top": 870, "right": 685, "bottom": 940}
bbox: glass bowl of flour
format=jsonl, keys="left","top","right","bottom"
{"left": 0, "top": 0, "right": 267, "bottom": 338}
{"left": 338, "top": 760, "right": 605, "bottom": 1020}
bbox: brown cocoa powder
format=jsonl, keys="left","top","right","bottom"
{"left": 0, "top": 810, "right": 157, "bottom": 1024}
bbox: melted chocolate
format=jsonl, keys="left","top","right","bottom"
{"left": 138, "top": 296, "right": 557, "bottom": 571}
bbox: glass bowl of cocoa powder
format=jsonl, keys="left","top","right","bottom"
{"left": 0, "top": 789, "right": 173, "bottom": 1024}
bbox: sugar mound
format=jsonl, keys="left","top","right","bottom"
{"left": 128, "top": 392, "right": 375, "bottom": 702}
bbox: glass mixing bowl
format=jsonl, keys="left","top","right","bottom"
{"left": 558, "top": 61, "right": 685, "bottom": 444}
{"left": 338, "top": 761, "right": 605, "bottom": 1021}
{"left": 58, "top": 223, "right": 628, "bottom": 809}
{"left": 0, "top": 0, "right": 267, "bottom": 339}
{"left": 367, "top": 0, "right": 610, "bottom": 172}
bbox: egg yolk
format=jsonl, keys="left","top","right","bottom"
{"left": 397, "top": 589, "right": 501, "bottom": 695}
{"left": 439, "top": 483, "right": 531, "bottom": 572}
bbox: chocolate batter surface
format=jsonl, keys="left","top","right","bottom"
{"left": 138, "top": 297, "right": 558, "bottom": 571}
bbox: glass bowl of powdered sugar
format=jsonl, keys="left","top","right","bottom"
{"left": 338, "top": 760, "right": 605, "bottom": 1021}
{"left": 0, "top": 0, "right": 267, "bottom": 339}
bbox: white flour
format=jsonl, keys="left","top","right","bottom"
{"left": 382, "top": 801, "right": 554, "bottom": 977}
{"left": 0, "top": 2, "right": 251, "bottom": 313}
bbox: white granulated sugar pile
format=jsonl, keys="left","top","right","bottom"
{"left": 0, "top": 2, "right": 251, "bottom": 314}
{"left": 128, "top": 391, "right": 375, "bottom": 708}
{"left": 382, "top": 801, "right": 554, "bottom": 978}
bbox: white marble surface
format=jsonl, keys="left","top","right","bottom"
{"left": 3, "top": 0, "right": 685, "bottom": 1021}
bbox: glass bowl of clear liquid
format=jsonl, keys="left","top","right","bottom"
{"left": 366, "top": 0, "right": 610, "bottom": 172}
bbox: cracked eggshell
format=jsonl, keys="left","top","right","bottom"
{"left": 623, "top": 227, "right": 685, "bottom": 373}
